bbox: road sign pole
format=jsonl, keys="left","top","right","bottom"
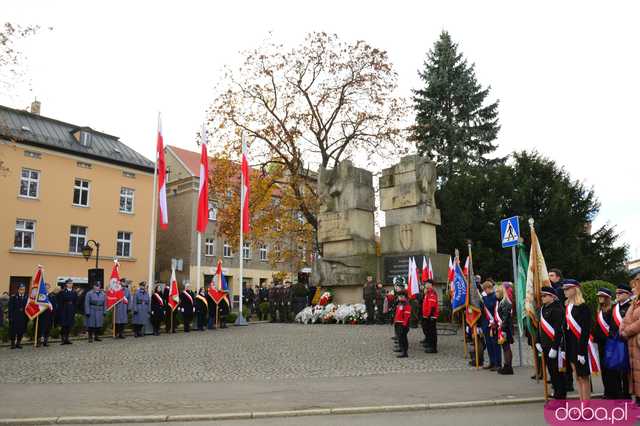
{"left": 512, "top": 245, "right": 522, "bottom": 367}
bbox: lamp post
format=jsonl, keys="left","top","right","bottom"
{"left": 82, "top": 239, "right": 100, "bottom": 269}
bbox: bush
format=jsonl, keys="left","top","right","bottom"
{"left": 0, "top": 324, "right": 8, "bottom": 342}
{"left": 226, "top": 312, "right": 238, "bottom": 323}
{"left": 259, "top": 302, "right": 270, "bottom": 318}
{"left": 581, "top": 280, "right": 616, "bottom": 318}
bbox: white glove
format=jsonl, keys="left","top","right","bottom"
{"left": 577, "top": 355, "right": 586, "bottom": 365}
{"left": 549, "top": 348, "right": 558, "bottom": 359}
{"left": 535, "top": 343, "right": 543, "bottom": 353}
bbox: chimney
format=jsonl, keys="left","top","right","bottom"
{"left": 30, "top": 99, "right": 41, "bottom": 115}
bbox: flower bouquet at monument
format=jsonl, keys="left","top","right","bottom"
{"left": 334, "top": 304, "right": 354, "bottom": 324}
{"left": 295, "top": 306, "right": 314, "bottom": 324}
{"left": 310, "top": 305, "right": 326, "bottom": 323}
{"left": 318, "top": 290, "right": 334, "bottom": 306}
{"left": 321, "top": 303, "right": 337, "bottom": 323}
{"left": 346, "top": 303, "right": 367, "bottom": 324}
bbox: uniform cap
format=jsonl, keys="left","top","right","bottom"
{"left": 596, "top": 288, "right": 612, "bottom": 298}
{"left": 561, "top": 279, "right": 580, "bottom": 289}
{"left": 541, "top": 286, "right": 557, "bottom": 298}
{"left": 617, "top": 284, "right": 632, "bottom": 294}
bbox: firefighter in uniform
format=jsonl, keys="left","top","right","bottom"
{"left": 421, "top": 279, "right": 439, "bottom": 353}
{"left": 393, "top": 289, "right": 411, "bottom": 358}
{"left": 536, "top": 286, "right": 566, "bottom": 399}
{"left": 612, "top": 284, "right": 633, "bottom": 399}
{"left": 114, "top": 279, "right": 130, "bottom": 339}
{"left": 57, "top": 279, "right": 77, "bottom": 345}
{"left": 9, "top": 283, "right": 28, "bottom": 349}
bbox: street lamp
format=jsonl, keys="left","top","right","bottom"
{"left": 82, "top": 239, "right": 100, "bottom": 270}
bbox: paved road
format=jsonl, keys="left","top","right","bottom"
{"left": 91, "top": 404, "right": 546, "bottom": 426}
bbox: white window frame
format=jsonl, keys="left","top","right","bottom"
{"left": 19, "top": 168, "right": 40, "bottom": 199}
{"left": 242, "top": 242, "right": 251, "bottom": 260}
{"left": 80, "top": 131, "right": 91, "bottom": 146}
{"left": 14, "top": 219, "right": 35, "bottom": 250}
{"left": 73, "top": 178, "right": 90, "bottom": 207}
{"left": 119, "top": 187, "right": 135, "bottom": 213}
{"left": 116, "top": 231, "right": 132, "bottom": 257}
{"left": 259, "top": 244, "right": 268, "bottom": 262}
{"left": 68, "top": 225, "right": 87, "bottom": 253}
{"left": 205, "top": 238, "right": 215, "bottom": 257}
{"left": 223, "top": 241, "right": 233, "bottom": 258}
{"left": 208, "top": 201, "right": 217, "bottom": 221}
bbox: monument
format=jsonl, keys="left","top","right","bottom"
{"left": 311, "top": 160, "right": 377, "bottom": 303}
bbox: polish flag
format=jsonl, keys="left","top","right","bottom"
{"left": 241, "top": 137, "right": 250, "bottom": 234}
{"left": 156, "top": 114, "right": 168, "bottom": 229}
{"left": 422, "top": 256, "right": 434, "bottom": 282}
{"left": 106, "top": 260, "right": 125, "bottom": 311}
{"left": 196, "top": 135, "right": 209, "bottom": 233}
{"left": 463, "top": 257, "right": 470, "bottom": 279}
{"left": 168, "top": 267, "right": 179, "bottom": 311}
{"left": 408, "top": 257, "right": 420, "bottom": 299}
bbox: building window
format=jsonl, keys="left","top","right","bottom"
{"left": 19, "top": 168, "right": 40, "bottom": 198}
{"left": 119, "top": 187, "right": 135, "bottom": 213}
{"left": 208, "top": 201, "right": 217, "bottom": 221}
{"left": 73, "top": 179, "right": 90, "bottom": 206}
{"left": 205, "top": 238, "right": 215, "bottom": 256}
{"left": 259, "top": 244, "right": 268, "bottom": 261}
{"left": 122, "top": 171, "right": 136, "bottom": 179}
{"left": 77, "top": 161, "right": 92, "bottom": 169}
{"left": 273, "top": 244, "right": 281, "bottom": 261}
{"left": 116, "top": 231, "right": 132, "bottom": 257}
{"left": 243, "top": 242, "right": 251, "bottom": 260}
{"left": 14, "top": 219, "right": 35, "bottom": 249}
{"left": 223, "top": 241, "right": 232, "bottom": 258}
{"left": 69, "top": 225, "right": 87, "bottom": 253}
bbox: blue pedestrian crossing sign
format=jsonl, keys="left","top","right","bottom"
{"left": 500, "top": 216, "right": 520, "bottom": 248}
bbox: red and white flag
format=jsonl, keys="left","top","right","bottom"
{"left": 106, "top": 260, "right": 125, "bottom": 311}
{"left": 448, "top": 256, "right": 455, "bottom": 300}
{"left": 196, "top": 133, "right": 209, "bottom": 233}
{"left": 241, "top": 136, "right": 250, "bottom": 234}
{"left": 422, "top": 256, "right": 434, "bottom": 282}
{"left": 408, "top": 257, "right": 420, "bottom": 299}
{"left": 156, "top": 114, "right": 168, "bottom": 229}
{"left": 463, "top": 257, "right": 470, "bottom": 279}
{"left": 168, "top": 267, "right": 179, "bottom": 311}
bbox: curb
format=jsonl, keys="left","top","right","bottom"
{"left": 0, "top": 396, "right": 549, "bottom": 425}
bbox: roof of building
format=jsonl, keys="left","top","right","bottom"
{"left": 0, "top": 104, "right": 154, "bottom": 172}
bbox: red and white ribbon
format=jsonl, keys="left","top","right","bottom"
{"left": 613, "top": 304, "right": 623, "bottom": 328}
{"left": 566, "top": 304, "right": 600, "bottom": 375}
{"left": 596, "top": 310, "right": 610, "bottom": 337}
{"left": 539, "top": 309, "right": 555, "bottom": 340}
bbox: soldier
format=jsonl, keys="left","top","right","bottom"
{"left": 536, "top": 286, "right": 566, "bottom": 399}
{"left": 612, "top": 284, "right": 632, "bottom": 399}
{"left": 131, "top": 282, "right": 150, "bottom": 337}
{"left": 180, "top": 282, "right": 195, "bottom": 332}
{"left": 592, "top": 287, "right": 616, "bottom": 398}
{"left": 84, "top": 282, "right": 106, "bottom": 343}
{"left": 9, "top": 283, "right": 28, "bottom": 349}
{"left": 151, "top": 284, "right": 165, "bottom": 336}
{"left": 393, "top": 290, "right": 411, "bottom": 358}
{"left": 114, "top": 279, "right": 130, "bottom": 339}
{"left": 291, "top": 281, "right": 309, "bottom": 318}
{"left": 282, "top": 281, "right": 292, "bottom": 322}
{"left": 421, "top": 279, "right": 439, "bottom": 353}
{"left": 375, "top": 282, "right": 386, "bottom": 324}
{"left": 195, "top": 287, "right": 209, "bottom": 331}
{"left": 363, "top": 276, "right": 376, "bottom": 325}
{"left": 36, "top": 282, "right": 56, "bottom": 347}
{"left": 57, "top": 279, "right": 77, "bottom": 345}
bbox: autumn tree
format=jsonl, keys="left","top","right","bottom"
{"left": 0, "top": 22, "right": 42, "bottom": 97}
{"left": 206, "top": 32, "right": 408, "bottom": 234}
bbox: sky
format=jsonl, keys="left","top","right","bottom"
{"left": 3, "top": 0, "right": 638, "bottom": 258}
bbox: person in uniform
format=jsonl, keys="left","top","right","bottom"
{"left": 375, "top": 282, "right": 386, "bottom": 325}
{"left": 536, "top": 286, "right": 566, "bottom": 399}
{"left": 282, "top": 281, "right": 292, "bottom": 323}
{"left": 562, "top": 279, "right": 593, "bottom": 400}
{"left": 205, "top": 286, "right": 216, "bottom": 329}
{"left": 84, "top": 282, "right": 106, "bottom": 343}
{"left": 245, "top": 285, "right": 256, "bottom": 321}
{"left": 8, "top": 283, "right": 28, "bottom": 349}
{"left": 268, "top": 283, "right": 278, "bottom": 323}
{"left": 180, "top": 282, "right": 195, "bottom": 332}
{"left": 131, "top": 282, "right": 150, "bottom": 337}
{"left": 292, "top": 281, "right": 309, "bottom": 318}
{"left": 495, "top": 284, "right": 514, "bottom": 375}
{"left": 36, "top": 282, "right": 56, "bottom": 347}
{"left": 257, "top": 284, "right": 269, "bottom": 321}
{"left": 550, "top": 268, "right": 573, "bottom": 391}
{"left": 150, "top": 284, "right": 165, "bottom": 336}
{"left": 612, "top": 284, "right": 633, "bottom": 399}
{"left": 480, "top": 280, "right": 501, "bottom": 370}
{"left": 57, "top": 279, "right": 77, "bottom": 345}
{"left": 393, "top": 290, "right": 411, "bottom": 358}
{"left": 195, "top": 287, "right": 209, "bottom": 331}
{"left": 218, "top": 291, "right": 230, "bottom": 328}
{"left": 421, "top": 279, "right": 439, "bottom": 353}
{"left": 592, "top": 287, "right": 616, "bottom": 398}
{"left": 363, "top": 276, "right": 376, "bottom": 325}
{"left": 114, "top": 279, "right": 130, "bottom": 339}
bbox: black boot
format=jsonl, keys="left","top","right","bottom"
{"left": 10, "top": 338, "right": 16, "bottom": 349}
{"left": 15, "top": 337, "right": 23, "bottom": 349}
{"left": 397, "top": 352, "right": 408, "bottom": 358}
{"left": 497, "top": 366, "right": 514, "bottom": 375}
{"left": 43, "top": 337, "right": 49, "bottom": 347}
{"left": 94, "top": 329, "right": 102, "bottom": 342}
{"left": 88, "top": 330, "right": 94, "bottom": 343}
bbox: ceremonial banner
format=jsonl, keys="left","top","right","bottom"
{"left": 451, "top": 261, "right": 467, "bottom": 313}
{"left": 525, "top": 219, "right": 550, "bottom": 328}
{"left": 515, "top": 243, "right": 530, "bottom": 337}
{"left": 196, "top": 139, "right": 209, "bottom": 233}
{"left": 465, "top": 254, "right": 482, "bottom": 326}
{"left": 156, "top": 114, "right": 168, "bottom": 229}
{"left": 25, "top": 265, "right": 52, "bottom": 320}
{"left": 168, "top": 267, "right": 180, "bottom": 311}
{"left": 106, "top": 260, "right": 125, "bottom": 311}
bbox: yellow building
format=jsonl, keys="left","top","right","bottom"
{"left": 0, "top": 102, "right": 154, "bottom": 294}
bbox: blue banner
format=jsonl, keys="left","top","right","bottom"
{"left": 451, "top": 262, "right": 467, "bottom": 312}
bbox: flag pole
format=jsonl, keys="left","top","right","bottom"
{"left": 197, "top": 233, "right": 202, "bottom": 293}
{"left": 467, "top": 241, "right": 480, "bottom": 369}
{"left": 34, "top": 316, "right": 39, "bottom": 348}
{"left": 235, "top": 131, "right": 248, "bottom": 326}
{"left": 147, "top": 113, "right": 160, "bottom": 295}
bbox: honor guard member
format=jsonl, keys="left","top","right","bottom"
{"left": 268, "top": 283, "right": 278, "bottom": 322}
{"left": 195, "top": 287, "right": 209, "bottom": 331}
{"left": 292, "top": 281, "right": 309, "bottom": 317}
{"left": 84, "top": 282, "right": 106, "bottom": 342}
{"left": 218, "top": 290, "right": 230, "bottom": 328}
{"left": 131, "top": 282, "right": 150, "bottom": 337}
{"left": 205, "top": 287, "right": 217, "bottom": 329}
{"left": 180, "top": 282, "right": 195, "bottom": 332}
{"left": 536, "top": 286, "right": 566, "bottom": 399}
{"left": 593, "top": 287, "right": 616, "bottom": 398}
{"left": 550, "top": 269, "right": 573, "bottom": 391}
{"left": 375, "top": 283, "right": 386, "bottom": 324}
{"left": 150, "top": 284, "right": 165, "bottom": 336}
{"left": 114, "top": 279, "right": 130, "bottom": 339}
{"left": 495, "top": 284, "right": 514, "bottom": 375}
{"left": 363, "top": 276, "right": 376, "bottom": 325}
{"left": 393, "top": 289, "right": 411, "bottom": 358}
{"left": 8, "top": 283, "right": 28, "bottom": 349}
{"left": 57, "top": 279, "right": 78, "bottom": 345}
{"left": 282, "top": 281, "right": 293, "bottom": 323}
{"left": 421, "top": 279, "right": 439, "bottom": 353}
{"left": 257, "top": 284, "right": 269, "bottom": 320}
{"left": 612, "top": 284, "right": 633, "bottom": 399}
{"left": 36, "top": 282, "right": 56, "bottom": 347}
{"left": 481, "top": 281, "right": 501, "bottom": 370}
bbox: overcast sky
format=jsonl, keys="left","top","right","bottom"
{"left": 3, "top": 1, "right": 638, "bottom": 258}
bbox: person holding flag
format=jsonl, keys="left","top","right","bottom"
{"left": 166, "top": 268, "right": 180, "bottom": 333}
{"left": 36, "top": 282, "right": 56, "bottom": 347}
{"left": 24, "top": 266, "right": 54, "bottom": 348}
{"left": 179, "top": 282, "right": 195, "bottom": 332}
{"left": 8, "top": 283, "right": 28, "bottom": 349}
{"left": 536, "top": 286, "right": 566, "bottom": 399}
{"left": 84, "top": 282, "right": 106, "bottom": 343}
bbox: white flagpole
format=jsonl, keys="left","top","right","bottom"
{"left": 236, "top": 131, "right": 247, "bottom": 325}
{"left": 196, "top": 122, "right": 206, "bottom": 293}
{"left": 147, "top": 113, "right": 160, "bottom": 295}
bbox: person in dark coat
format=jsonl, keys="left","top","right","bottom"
{"left": 592, "top": 287, "right": 616, "bottom": 398}
{"left": 113, "top": 279, "right": 130, "bottom": 339}
{"left": 57, "top": 279, "right": 78, "bottom": 345}
{"left": 375, "top": 283, "right": 386, "bottom": 324}
{"left": 205, "top": 288, "right": 217, "bottom": 329}
{"left": 150, "top": 284, "right": 165, "bottom": 336}
{"left": 268, "top": 283, "right": 278, "bottom": 322}
{"left": 363, "top": 276, "right": 376, "bottom": 325}
{"left": 257, "top": 284, "right": 269, "bottom": 320}
{"left": 84, "top": 282, "right": 106, "bottom": 343}
{"left": 536, "top": 286, "right": 566, "bottom": 399}
{"left": 481, "top": 280, "right": 501, "bottom": 370}
{"left": 282, "top": 281, "right": 292, "bottom": 323}
{"left": 179, "top": 283, "right": 195, "bottom": 332}
{"left": 130, "top": 282, "right": 150, "bottom": 337}
{"left": 9, "top": 283, "right": 28, "bottom": 349}
{"left": 612, "top": 284, "right": 633, "bottom": 399}
{"left": 562, "top": 279, "right": 593, "bottom": 401}
{"left": 195, "top": 287, "right": 208, "bottom": 331}
{"left": 36, "top": 282, "right": 56, "bottom": 347}
{"left": 550, "top": 268, "right": 573, "bottom": 391}
{"left": 291, "top": 281, "right": 309, "bottom": 317}
{"left": 218, "top": 293, "right": 230, "bottom": 328}
{"left": 495, "top": 284, "right": 514, "bottom": 375}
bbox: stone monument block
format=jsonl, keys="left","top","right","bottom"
{"left": 380, "top": 223, "right": 438, "bottom": 254}
{"left": 317, "top": 210, "right": 375, "bottom": 243}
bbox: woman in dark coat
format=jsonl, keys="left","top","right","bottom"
{"left": 562, "top": 279, "right": 593, "bottom": 400}
{"left": 57, "top": 279, "right": 78, "bottom": 345}
{"left": 495, "top": 284, "right": 514, "bottom": 375}
{"left": 150, "top": 284, "right": 165, "bottom": 336}
{"left": 9, "top": 283, "right": 28, "bottom": 349}
{"left": 195, "top": 288, "right": 208, "bottom": 331}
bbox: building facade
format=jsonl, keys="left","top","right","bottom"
{"left": 156, "top": 145, "right": 297, "bottom": 299}
{"left": 0, "top": 103, "right": 154, "bottom": 294}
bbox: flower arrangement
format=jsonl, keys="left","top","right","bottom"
{"left": 321, "top": 303, "right": 337, "bottom": 323}
{"left": 318, "top": 290, "right": 334, "bottom": 306}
